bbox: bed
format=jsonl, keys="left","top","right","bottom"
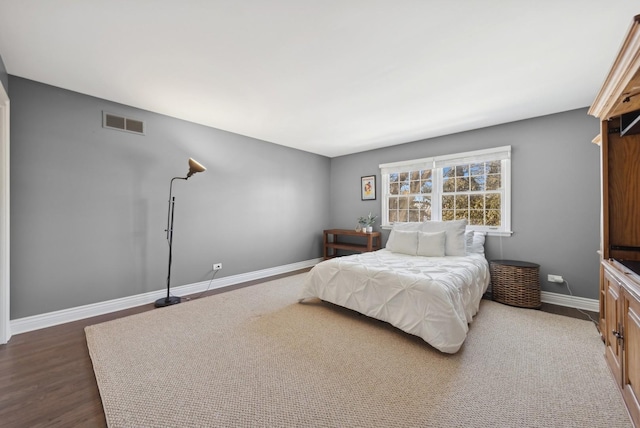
{"left": 298, "top": 220, "right": 490, "bottom": 354}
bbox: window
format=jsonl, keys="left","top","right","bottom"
{"left": 380, "top": 146, "right": 511, "bottom": 235}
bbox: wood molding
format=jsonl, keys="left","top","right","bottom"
{"left": 589, "top": 14, "right": 640, "bottom": 120}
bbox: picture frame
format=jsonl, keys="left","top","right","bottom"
{"left": 361, "top": 175, "right": 376, "bottom": 200}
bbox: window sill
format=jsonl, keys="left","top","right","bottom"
{"left": 381, "top": 224, "right": 512, "bottom": 237}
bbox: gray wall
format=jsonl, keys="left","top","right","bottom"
{"left": 9, "top": 73, "right": 602, "bottom": 319}
{"left": 10, "top": 76, "right": 331, "bottom": 319}
{"left": 329, "top": 108, "right": 602, "bottom": 299}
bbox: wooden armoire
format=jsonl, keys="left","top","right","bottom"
{"left": 589, "top": 14, "right": 640, "bottom": 428}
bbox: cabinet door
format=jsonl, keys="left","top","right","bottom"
{"left": 623, "top": 293, "right": 640, "bottom": 426}
{"left": 604, "top": 269, "right": 623, "bottom": 383}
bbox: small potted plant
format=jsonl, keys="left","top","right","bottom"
{"left": 358, "top": 212, "right": 377, "bottom": 233}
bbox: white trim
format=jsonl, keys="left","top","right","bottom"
{"left": 7, "top": 256, "right": 600, "bottom": 336}
{"left": 378, "top": 146, "right": 511, "bottom": 173}
{"left": 433, "top": 145, "right": 511, "bottom": 168}
{"left": 540, "top": 291, "right": 599, "bottom": 313}
{"left": 9, "top": 258, "right": 321, "bottom": 335}
{"left": 379, "top": 156, "right": 434, "bottom": 174}
{"left": 0, "top": 83, "right": 9, "bottom": 344}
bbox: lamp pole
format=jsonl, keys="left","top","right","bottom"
{"left": 155, "top": 177, "right": 185, "bottom": 307}
{"left": 154, "top": 158, "right": 206, "bottom": 308}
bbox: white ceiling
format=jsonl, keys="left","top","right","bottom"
{"left": 0, "top": 1, "right": 638, "bottom": 157}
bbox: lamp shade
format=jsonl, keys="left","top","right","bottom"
{"left": 187, "top": 158, "right": 206, "bottom": 178}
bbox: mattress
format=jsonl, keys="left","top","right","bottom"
{"left": 299, "top": 249, "right": 490, "bottom": 353}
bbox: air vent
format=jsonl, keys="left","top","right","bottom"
{"left": 103, "top": 112, "right": 145, "bottom": 135}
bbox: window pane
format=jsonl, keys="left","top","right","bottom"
{"left": 442, "top": 210, "right": 455, "bottom": 221}
{"left": 455, "top": 165, "right": 468, "bottom": 177}
{"left": 455, "top": 211, "right": 469, "bottom": 221}
{"left": 410, "top": 180, "right": 420, "bottom": 193}
{"left": 420, "top": 170, "right": 431, "bottom": 180}
{"left": 422, "top": 204, "right": 431, "bottom": 221}
{"left": 413, "top": 196, "right": 431, "bottom": 220}
{"left": 410, "top": 171, "right": 420, "bottom": 180}
{"left": 443, "top": 166, "right": 454, "bottom": 178}
{"left": 390, "top": 173, "right": 399, "bottom": 183}
{"left": 487, "top": 209, "right": 501, "bottom": 226}
{"left": 486, "top": 193, "right": 501, "bottom": 209}
{"left": 389, "top": 197, "right": 398, "bottom": 209}
{"left": 408, "top": 210, "right": 420, "bottom": 222}
{"left": 486, "top": 174, "right": 501, "bottom": 190}
{"left": 389, "top": 210, "right": 398, "bottom": 223}
{"left": 469, "top": 210, "right": 484, "bottom": 225}
{"left": 487, "top": 161, "right": 501, "bottom": 174}
{"left": 470, "top": 194, "right": 484, "bottom": 209}
{"left": 399, "top": 196, "right": 411, "bottom": 210}
{"left": 390, "top": 182, "right": 399, "bottom": 195}
{"left": 442, "top": 195, "right": 454, "bottom": 209}
{"left": 443, "top": 177, "right": 455, "bottom": 192}
{"left": 455, "top": 195, "right": 469, "bottom": 209}
{"left": 469, "top": 163, "right": 485, "bottom": 175}
{"left": 471, "top": 176, "right": 485, "bottom": 191}
{"left": 456, "top": 177, "right": 469, "bottom": 192}
{"left": 421, "top": 180, "right": 432, "bottom": 193}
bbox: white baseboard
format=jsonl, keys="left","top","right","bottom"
{"left": 10, "top": 258, "right": 322, "bottom": 335}
{"left": 10, "top": 261, "right": 599, "bottom": 336}
{"left": 540, "top": 291, "right": 599, "bottom": 313}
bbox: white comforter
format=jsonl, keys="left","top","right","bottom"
{"left": 299, "top": 249, "right": 490, "bottom": 353}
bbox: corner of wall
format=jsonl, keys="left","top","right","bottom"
{"left": 0, "top": 54, "right": 8, "bottom": 96}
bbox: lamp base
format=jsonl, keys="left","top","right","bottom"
{"left": 154, "top": 296, "right": 181, "bottom": 308}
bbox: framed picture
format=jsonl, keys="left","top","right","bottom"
{"left": 361, "top": 175, "right": 376, "bottom": 200}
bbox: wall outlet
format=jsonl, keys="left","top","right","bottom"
{"left": 547, "top": 274, "right": 564, "bottom": 283}
{"left": 213, "top": 263, "right": 222, "bottom": 271}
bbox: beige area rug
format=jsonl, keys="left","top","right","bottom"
{"left": 85, "top": 274, "right": 631, "bottom": 427}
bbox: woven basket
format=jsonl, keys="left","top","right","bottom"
{"left": 490, "top": 260, "right": 541, "bottom": 309}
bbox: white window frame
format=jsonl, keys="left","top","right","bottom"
{"left": 379, "top": 146, "right": 512, "bottom": 236}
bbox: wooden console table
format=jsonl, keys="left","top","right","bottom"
{"left": 323, "top": 229, "right": 381, "bottom": 259}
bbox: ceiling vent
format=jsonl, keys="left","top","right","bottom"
{"left": 103, "top": 112, "right": 145, "bottom": 135}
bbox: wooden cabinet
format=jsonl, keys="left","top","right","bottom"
{"left": 625, "top": 291, "right": 640, "bottom": 426}
{"left": 602, "top": 261, "right": 640, "bottom": 427}
{"left": 323, "top": 229, "right": 381, "bottom": 260}
{"left": 590, "top": 14, "right": 640, "bottom": 427}
{"left": 603, "top": 265, "right": 623, "bottom": 382}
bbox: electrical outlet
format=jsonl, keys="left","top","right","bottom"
{"left": 213, "top": 263, "right": 222, "bottom": 271}
{"left": 547, "top": 274, "right": 564, "bottom": 283}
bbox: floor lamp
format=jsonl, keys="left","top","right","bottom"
{"left": 155, "top": 158, "right": 206, "bottom": 308}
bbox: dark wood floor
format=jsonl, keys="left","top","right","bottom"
{"left": 0, "top": 274, "right": 600, "bottom": 428}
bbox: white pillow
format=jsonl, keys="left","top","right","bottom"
{"left": 467, "top": 231, "right": 486, "bottom": 254}
{"left": 421, "top": 219, "right": 467, "bottom": 256}
{"left": 465, "top": 230, "right": 474, "bottom": 249}
{"left": 417, "top": 231, "right": 446, "bottom": 257}
{"left": 386, "top": 222, "right": 423, "bottom": 250}
{"left": 388, "top": 230, "right": 418, "bottom": 255}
